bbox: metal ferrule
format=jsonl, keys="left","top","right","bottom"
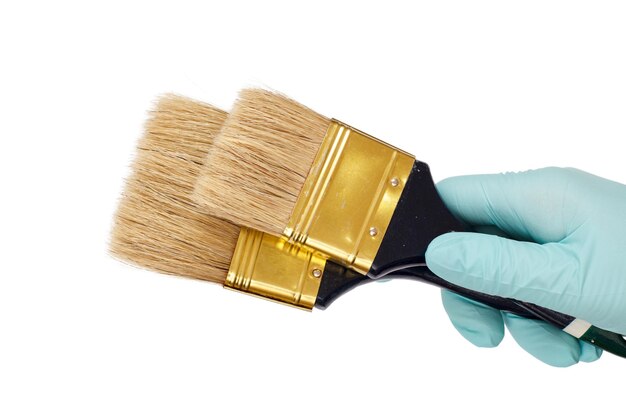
{"left": 224, "top": 228, "right": 325, "bottom": 310}
{"left": 283, "top": 120, "right": 414, "bottom": 274}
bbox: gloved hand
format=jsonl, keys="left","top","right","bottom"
{"left": 425, "top": 167, "right": 626, "bottom": 366}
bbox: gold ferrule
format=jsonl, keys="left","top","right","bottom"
{"left": 284, "top": 120, "right": 414, "bottom": 274}
{"left": 224, "top": 228, "right": 325, "bottom": 310}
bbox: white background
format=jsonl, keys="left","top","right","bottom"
{"left": 1, "top": 1, "right": 625, "bottom": 416}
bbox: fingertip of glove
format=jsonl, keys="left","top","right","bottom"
{"left": 425, "top": 233, "right": 473, "bottom": 280}
{"left": 441, "top": 291, "right": 504, "bottom": 348}
{"left": 457, "top": 325, "right": 504, "bottom": 348}
{"left": 538, "top": 351, "right": 580, "bottom": 368}
{"left": 579, "top": 341, "right": 603, "bottom": 363}
{"left": 425, "top": 233, "right": 461, "bottom": 265}
{"left": 434, "top": 175, "right": 460, "bottom": 190}
{"left": 502, "top": 313, "right": 581, "bottom": 367}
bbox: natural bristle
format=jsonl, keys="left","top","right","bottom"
{"left": 110, "top": 95, "right": 239, "bottom": 284}
{"left": 194, "top": 89, "right": 330, "bottom": 235}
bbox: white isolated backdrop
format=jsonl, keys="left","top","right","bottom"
{"left": 1, "top": 1, "right": 625, "bottom": 416}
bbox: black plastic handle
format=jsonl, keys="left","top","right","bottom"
{"left": 399, "top": 266, "right": 626, "bottom": 358}
{"left": 370, "top": 160, "right": 460, "bottom": 277}
{"left": 316, "top": 262, "right": 570, "bottom": 323}
{"left": 315, "top": 262, "right": 626, "bottom": 358}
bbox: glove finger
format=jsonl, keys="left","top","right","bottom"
{"left": 473, "top": 224, "right": 510, "bottom": 238}
{"left": 441, "top": 290, "right": 504, "bottom": 348}
{"left": 434, "top": 168, "right": 578, "bottom": 243}
{"left": 426, "top": 232, "right": 580, "bottom": 316}
{"left": 502, "top": 312, "right": 582, "bottom": 367}
{"left": 578, "top": 340, "right": 603, "bottom": 363}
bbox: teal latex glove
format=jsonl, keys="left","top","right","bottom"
{"left": 426, "top": 167, "right": 626, "bottom": 366}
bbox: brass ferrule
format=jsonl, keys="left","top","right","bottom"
{"left": 284, "top": 120, "right": 414, "bottom": 274}
{"left": 224, "top": 228, "right": 325, "bottom": 310}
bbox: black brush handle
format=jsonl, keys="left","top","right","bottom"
{"left": 318, "top": 158, "right": 626, "bottom": 357}
{"left": 369, "top": 160, "right": 461, "bottom": 277}
{"left": 316, "top": 261, "right": 567, "bottom": 323}
{"left": 400, "top": 266, "right": 575, "bottom": 326}
{"left": 316, "top": 262, "right": 626, "bottom": 358}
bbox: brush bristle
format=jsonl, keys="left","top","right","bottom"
{"left": 194, "top": 89, "right": 330, "bottom": 235}
{"left": 110, "top": 95, "right": 240, "bottom": 283}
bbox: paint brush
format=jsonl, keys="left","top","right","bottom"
{"left": 111, "top": 94, "right": 566, "bottom": 314}
{"left": 191, "top": 88, "right": 626, "bottom": 357}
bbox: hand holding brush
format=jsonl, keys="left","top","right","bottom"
{"left": 111, "top": 92, "right": 626, "bottom": 365}
{"left": 192, "top": 88, "right": 626, "bottom": 362}
{"left": 427, "top": 168, "right": 626, "bottom": 366}
{"left": 111, "top": 94, "right": 555, "bottom": 317}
